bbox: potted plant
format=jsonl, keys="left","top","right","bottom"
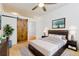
{"left": 0, "top": 35, "right": 6, "bottom": 44}
{"left": 3, "top": 24, "right": 14, "bottom": 38}
{"left": 3, "top": 24, "right": 14, "bottom": 48}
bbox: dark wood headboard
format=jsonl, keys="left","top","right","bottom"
{"left": 48, "top": 30, "right": 69, "bottom": 40}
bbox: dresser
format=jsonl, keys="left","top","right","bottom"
{"left": 0, "top": 38, "right": 9, "bottom": 56}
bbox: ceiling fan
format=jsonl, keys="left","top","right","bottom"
{"left": 32, "top": 3, "right": 56, "bottom": 12}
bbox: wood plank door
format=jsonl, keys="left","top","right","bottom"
{"left": 17, "top": 18, "right": 28, "bottom": 42}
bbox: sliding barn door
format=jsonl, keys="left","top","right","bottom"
{"left": 17, "top": 18, "right": 28, "bottom": 42}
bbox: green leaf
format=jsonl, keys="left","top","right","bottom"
{"left": 3, "top": 24, "right": 14, "bottom": 37}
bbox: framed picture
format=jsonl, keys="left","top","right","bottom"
{"left": 52, "top": 18, "right": 65, "bottom": 29}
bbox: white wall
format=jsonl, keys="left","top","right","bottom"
{"left": 35, "top": 18, "right": 47, "bottom": 39}
{"left": 28, "top": 17, "right": 44, "bottom": 40}
{"left": 28, "top": 20, "right": 36, "bottom": 40}
{"left": 38, "top": 4, "right": 79, "bottom": 49}
{"left": 1, "top": 16, "right": 17, "bottom": 45}
{"left": 0, "top": 3, "right": 4, "bottom": 11}
{"left": 28, "top": 21, "right": 36, "bottom": 36}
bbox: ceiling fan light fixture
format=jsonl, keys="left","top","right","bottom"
{"left": 39, "top": 3, "right": 44, "bottom": 7}
{"left": 11, "top": 12, "right": 19, "bottom": 16}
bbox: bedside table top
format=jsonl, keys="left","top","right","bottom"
{"left": 68, "top": 40, "right": 76, "bottom": 43}
{"left": 67, "top": 40, "right": 77, "bottom": 47}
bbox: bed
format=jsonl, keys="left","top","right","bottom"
{"left": 28, "top": 30, "right": 68, "bottom": 56}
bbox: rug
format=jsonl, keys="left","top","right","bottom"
{"left": 20, "top": 47, "right": 34, "bottom": 56}
{"left": 61, "top": 49, "right": 79, "bottom": 56}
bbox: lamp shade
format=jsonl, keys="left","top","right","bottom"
{"left": 43, "top": 27, "right": 49, "bottom": 36}
{"left": 69, "top": 26, "right": 77, "bottom": 41}
{"left": 69, "top": 26, "right": 77, "bottom": 31}
{"left": 39, "top": 3, "right": 44, "bottom": 7}
{"left": 69, "top": 26, "right": 77, "bottom": 35}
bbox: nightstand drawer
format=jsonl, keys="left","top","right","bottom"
{"left": 68, "top": 45, "right": 77, "bottom": 51}
{"left": 68, "top": 41, "right": 76, "bottom": 45}
{"left": 67, "top": 40, "right": 77, "bottom": 51}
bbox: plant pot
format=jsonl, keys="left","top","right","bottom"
{"left": 8, "top": 40, "right": 12, "bottom": 48}
{"left": 6, "top": 37, "right": 12, "bottom": 48}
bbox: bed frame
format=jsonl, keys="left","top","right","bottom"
{"left": 28, "top": 30, "right": 69, "bottom": 56}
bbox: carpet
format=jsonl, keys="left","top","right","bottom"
{"left": 20, "top": 47, "right": 34, "bottom": 56}
{"left": 20, "top": 47, "right": 79, "bottom": 56}
{"left": 61, "top": 49, "right": 79, "bottom": 56}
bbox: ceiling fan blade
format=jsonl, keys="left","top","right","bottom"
{"left": 44, "top": 3, "right": 56, "bottom": 5}
{"left": 32, "top": 5, "right": 38, "bottom": 10}
{"left": 42, "top": 6, "right": 46, "bottom": 12}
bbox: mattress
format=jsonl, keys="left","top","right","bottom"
{"left": 42, "top": 37, "right": 67, "bottom": 49}
{"left": 30, "top": 39, "right": 67, "bottom": 56}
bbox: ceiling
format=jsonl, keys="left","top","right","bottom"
{"left": 2, "top": 3, "right": 66, "bottom": 18}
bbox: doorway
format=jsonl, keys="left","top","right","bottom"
{"left": 17, "top": 18, "right": 28, "bottom": 43}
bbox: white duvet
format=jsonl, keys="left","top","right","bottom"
{"left": 30, "top": 39, "right": 65, "bottom": 56}
{"left": 29, "top": 35, "right": 67, "bottom": 56}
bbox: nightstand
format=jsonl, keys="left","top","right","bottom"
{"left": 67, "top": 40, "right": 77, "bottom": 51}
{"left": 42, "top": 36, "right": 48, "bottom": 38}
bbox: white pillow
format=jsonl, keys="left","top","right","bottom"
{"left": 48, "top": 34, "right": 66, "bottom": 41}
{"left": 48, "top": 34, "right": 56, "bottom": 40}
{"left": 48, "top": 34, "right": 56, "bottom": 37}
{"left": 53, "top": 34, "right": 66, "bottom": 40}
{"left": 55, "top": 35, "right": 67, "bottom": 43}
